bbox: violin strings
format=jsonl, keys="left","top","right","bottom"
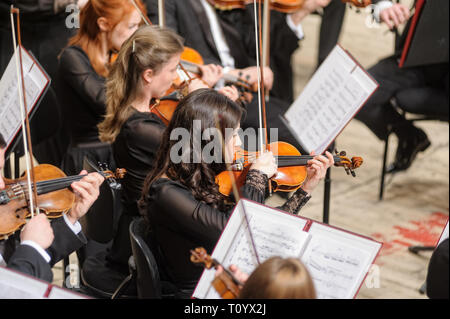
{"left": 8, "top": 175, "right": 88, "bottom": 201}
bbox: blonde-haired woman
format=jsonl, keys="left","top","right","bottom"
{"left": 92, "top": 25, "right": 237, "bottom": 291}
{"left": 216, "top": 257, "right": 316, "bottom": 299}
{"left": 57, "top": 0, "right": 146, "bottom": 176}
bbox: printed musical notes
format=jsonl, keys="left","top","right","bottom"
{"left": 193, "top": 199, "right": 381, "bottom": 299}
{"left": 283, "top": 45, "right": 378, "bottom": 154}
{"left": 0, "top": 46, "right": 50, "bottom": 148}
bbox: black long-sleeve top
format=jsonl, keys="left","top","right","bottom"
{"left": 113, "top": 109, "right": 166, "bottom": 217}
{"left": 141, "top": 170, "right": 311, "bottom": 295}
{"left": 57, "top": 45, "right": 106, "bottom": 144}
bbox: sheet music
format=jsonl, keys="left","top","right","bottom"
{"left": 302, "top": 223, "right": 381, "bottom": 299}
{"left": 193, "top": 200, "right": 309, "bottom": 299}
{"left": 193, "top": 200, "right": 381, "bottom": 299}
{"left": 0, "top": 46, "right": 49, "bottom": 147}
{"left": 284, "top": 45, "right": 378, "bottom": 154}
{"left": 0, "top": 266, "right": 48, "bottom": 299}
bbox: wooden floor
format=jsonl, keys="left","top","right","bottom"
{"left": 52, "top": 2, "right": 449, "bottom": 299}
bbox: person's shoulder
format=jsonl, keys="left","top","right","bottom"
{"left": 60, "top": 45, "right": 87, "bottom": 61}
{"left": 59, "top": 45, "right": 91, "bottom": 70}
{"left": 149, "top": 178, "right": 191, "bottom": 202}
{"left": 124, "top": 111, "right": 165, "bottom": 137}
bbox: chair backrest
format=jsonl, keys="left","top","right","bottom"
{"left": 79, "top": 157, "right": 123, "bottom": 243}
{"left": 394, "top": 87, "right": 449, "bottom": 121}
{"left": 129, "top": 217, "right": 162, "bottom": 299}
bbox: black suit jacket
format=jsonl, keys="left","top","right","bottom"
{"left": 6, "top": 217, "right": 87, "bottom": 282}
{"left": 147, "top": 0, "right": 252, "bottom": 68}
{"left": 145, "top": 0, "right": 300, "bottom": 102}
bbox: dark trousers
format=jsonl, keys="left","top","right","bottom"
{"left": 354, "top": 56, "right": 446, "bottom": 140}
{"left": 426, "top": 238, "right": 449, "bottom": 299}
{"left": 318, "top": 0, "right": 347, "bottom": 66}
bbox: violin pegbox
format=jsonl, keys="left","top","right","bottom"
{"left": 334, "top": 149, "right": 363, "bottom": 177}
{"left": 97, "top": 162, "right": 126, "bottom": 190}
{"left": 190, "top": 247, "right": 214, "bottom": 269}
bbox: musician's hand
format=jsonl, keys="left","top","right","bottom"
{"left": 380, "top": 4, "right": 410, "bottom": 29}
{"left": 218, "top": 85, "right": 240, "bottom": 102}
{"left": 188, "top": 78, "right": 209, "bottom": 93}
{"left": 301, "top": 151, "right": 334, "bottom": 195}
{"left": 237, "top": 66, "right": 274, "bottom": 91}
{"left": 67, "top": 171, "right": 104, "bottom": 225}
{"left": 251, "top": 151, "right": 278, "bottom": 179}
{"left": 199, "top": 64, "right": 223, "bottom": 87}
{"left": 21, "top": 214, "right": 54, "bottom": 250}
{"left": 215, "top": 265, "right": 249, "bottom": 285}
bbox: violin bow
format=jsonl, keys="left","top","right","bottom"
{"left": 252, "top": 0, "right": 273, "bottom": 193}
{"left": 214, "top": 114, "right": 261, "bottom": 266}
{"left": 10, "top": 6, "right": 39, "bottom": 218}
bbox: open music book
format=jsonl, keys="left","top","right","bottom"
{"left": 0, "top": 266, "right": 88, "bottom": 299}
{"left": 281, "top": 45, "right": 379, "bottom": 154}
{"left": 0, "top": 45, "right": 50, "bottom": 150}
{"left": 193, "top": 199, "right": 382, "bottom": 299}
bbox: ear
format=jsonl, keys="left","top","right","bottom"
{"left": 142, "top": 69, "right": 154, "bottom": 85}
{"left": 97, "top": 17, "right": 111, "bottom": 32}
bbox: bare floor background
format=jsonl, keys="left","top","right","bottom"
{"left": 52, "top": 2, "right": 448, "bottom": 299}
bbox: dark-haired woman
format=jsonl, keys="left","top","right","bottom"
{"left": 139, "top": 88, "right": 334, "bottom": 298}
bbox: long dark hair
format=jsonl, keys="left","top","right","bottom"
{"left": 141, "top": 89, "right": 243, "bottom": 211}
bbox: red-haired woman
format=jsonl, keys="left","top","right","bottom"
{"left": 56, "top": 0, "right": 146, "bottom": 176}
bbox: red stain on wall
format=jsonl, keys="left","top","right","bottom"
{"left": 371, "top": 212, "right": 448, "bottom": 257}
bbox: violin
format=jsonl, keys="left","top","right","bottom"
{"left": 0, "top": 164, "right": 126, "bottom": 240}
{"left": 341, "top": 0, "right": 372, "bottom": 8}
{"left": 150, "top": 46, "right": 253, "bottom": 126}
{"left": 190, "top": 247, "right": 243, "bottom": 299}
{"left": 207, "top": 0, "right": 371, "bottom": 12}
{"left": 206, "top": 0, "right": 306, "bottom": 13}
{"left": 215, "top": 142, "right": 363, "bottom": 196}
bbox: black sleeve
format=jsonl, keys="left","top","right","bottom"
{"left": 46, "top": 217, "right": 87, "bottom": 266}
{"left": 125, "top": 115, "right": 166, "bottom": 168}
{"left": 426, "top": 238, "right": 449, "bottom": 299}
{"left": 240, "top": 7, "right": 299, "bottom": 65}
{"left": 7, "top": 245, "right": 53, "bottom": 282}
{"left": 58, "top": 47, "right": 106, "bottom": 117}
{"left": 154, "top": 173, "right": 268, "bottom": 244}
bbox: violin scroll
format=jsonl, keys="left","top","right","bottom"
{"left": 190, "top": 247, "right": 242, "bottom": 299}
{"left": 334, "top": 150, "right": 363, "bottom": 177}
{"left": 190, "top": 247, "right": 215, "bottom": 269}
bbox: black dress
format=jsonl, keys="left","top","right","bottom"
{"left": 80, "top": 110, "right": 167, "bottom": 296}
{"left": 140, "top": 169, "right": 311, "bottom": 298}
{"left": 107, "top": 110, "right": 166, "bottom": 269}
{"left": 56, "top": 45, "right": 115, "bottom": 175}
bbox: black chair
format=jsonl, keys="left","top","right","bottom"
{"left": 64, "top": 158, "right": 125, "bottom": 297}
{"left": 127, "top": 217, "right": 178, "bottom": 299}
{"left": 379, "top": 87, "right": 449, "bottom": 200}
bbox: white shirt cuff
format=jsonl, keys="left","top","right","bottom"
{"left": 21, "top": 241, "right": 51, "bottom": 263}
{"left": 63, "top": 213, "right": 82, "bottom": 235}
{"left": 286, "top": 14, "right": 304, "bottom": 40}
{"left": 373, "top": 0, "right": 394, "bottom": 23}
